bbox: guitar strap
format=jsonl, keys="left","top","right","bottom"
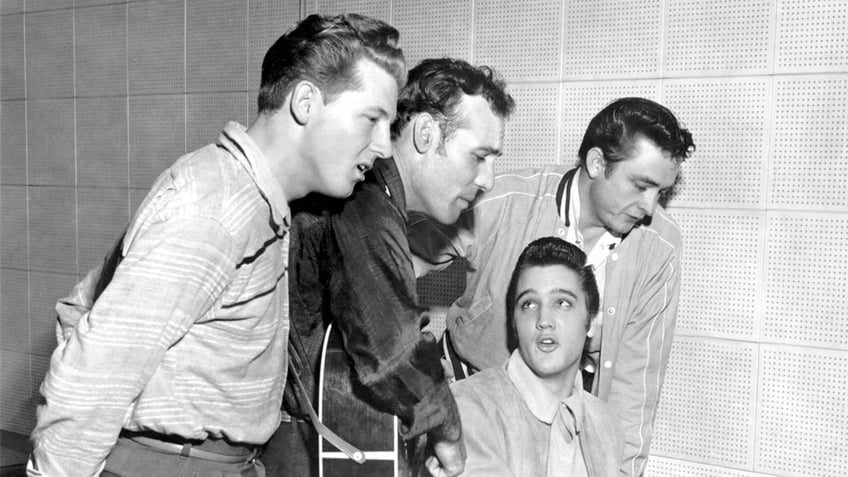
{"left": 286, "top": 345, "right": 366, "bottom": 464}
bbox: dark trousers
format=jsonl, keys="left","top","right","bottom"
{"left": 102, "top": 437, "right": 265, "bottom": 477}
{"left": 261, "top": 418, "right": 318, "bottom": 477}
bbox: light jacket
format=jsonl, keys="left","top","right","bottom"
{"left": 409, "top": 165, "right": 682, "bottom": 476}
{"left": 452, "top": 357, "right": 624, "bottom": 476}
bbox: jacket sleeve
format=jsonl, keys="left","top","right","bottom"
{"left": 30, "top": 217, "right": 238, "bottom": 476}
{"left": 607, "top": 242, "right": 681, "bottom": 477}
{"left": 451, "top": 385, "right": 517, "bottom": 477}
{"left": 329, "top": 188, "right": 461, "bottom": 443}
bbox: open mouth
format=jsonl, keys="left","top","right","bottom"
{"left": 537, "top": 335, "right": 558, "bottom": 351}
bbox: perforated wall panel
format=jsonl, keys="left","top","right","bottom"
{"left": 756, "top": 346, "right": 848, "bottom": 476}
{"left": 129, "top": 94, "right": 186, "bottom": 190}
{"left": 308, "top": 0, "right": 390, "bottom": 22}
{"left": 769, "top": 75, "right": 848, "bottom": 210}
{"left": 186, "top": 0, "right": 247, "bottom": 93}
{"left": 0, "top": 269, "right": 28, "bottom": 354}
{"left": 1, "top": 99, "right": 27, "bottom": 185}
{"left": 393, "top": 0, "right": 472, "bottom": 67}
{"left": 27, "top": 187, "right": 76, "bottom": 275}
{"left": 653, "top": 338, "right": 756, "bottom": 468}
{"left": 0, "top": 350, "right": 31, "bottom": 434}
{"left": 0, "top": 0, "right": 23, "bottom": 14}
{"left": 128, "top": 0, "right": 185, "bottom": 95}
{"left": 77, "top": 188, "right": 129, "bottom": 273}
{"left": 776, "top": 0, "right": 848, "bottom": 73}
{"left": 26, "top": 99, "right": 75, "bottom": 186}
{"left": 417, "top": 259, "right": 466, "bottom": 308}
{"left": 76, "top": 96, "right": 129, "bottom": 188}
{"left": 646, "top": 456, "right": 756, "bottom": 477}
{"left": 248, "top": 0, "right": 300, "bottom": 92}
{"left": 560, "top": 81, "right": 661, "bottom": 164}
{"left": 25, "top": 9, "right": 73, "bottom": 98}
{"left": 562, "top": 0, "right": 662, "bottom": 80}
{"left": 662, "top": 78, "right": 769, "bottom": 207}
{"left": 75, "top": 3, "right": 127, "bottom": 97}
{"left": 421, "top": 307, "right": 446, "bottom": 341}
{"left": 24, "top": 0, "right": 72, "bottom": 13}
{"left": 664, "top": 0, "right": 774, "bottom": 76}
{"left": 186, "top": 93, "right": 248, "bottom": 152}
{"left": 500, "top": 83, "right": 560, "bottom": 171}
{"left": 1, "top": 14, "right": 25, "bottom": 100}
{"left": 764, "top": 213, "right": 848, "bottom": 349}
{"left": 474, "top": 0, "right": 562, "bottom": 82}
{"left": 671, "top": 209, "right": 762, "bottom": 340}
{"left": 0, "top": 186, "right": 27, "bottom": 270}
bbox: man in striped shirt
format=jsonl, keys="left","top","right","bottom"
{"left": 28, "top": 14, "right": 405, "bottom": 477}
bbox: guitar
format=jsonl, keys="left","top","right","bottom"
{"left": 318, "top": 323, "right": 411, "bottom": 477}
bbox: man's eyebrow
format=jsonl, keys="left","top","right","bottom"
{"left": 632, "top": 174, "right": 661, "bottom": 187}
{"left": 553, "top": 289, "right": 579, "bottom": 300}
{"left": 364, "top": 106, "right": 392, "bottom": 118}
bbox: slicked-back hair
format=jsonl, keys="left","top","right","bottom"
{"left": 258, "top": 13, "right": 406, "bottom": 113}
{"left": 577, "top": 97, "right": 696, "bottom": 176}
{"left": 505, "top": 237, "right": 600, "bottom": 352}
{"left": 390, "top": 58, "right": 515, "bottom": 148}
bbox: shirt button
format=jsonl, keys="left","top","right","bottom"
{"left": 611, "top": 253, "right": 619, "bottom": 261}
{"left": 557, "top": 228, "right": 565, "bottom": 236}
{"left": 604, "top": 360, "right": 612, "bottom": 369}
{"left": 607, "top": 307, "right": 615, "bottom": 315}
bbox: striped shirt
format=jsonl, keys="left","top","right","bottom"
{"left": 31, "top": 122, "right": 290, "bottom": 476}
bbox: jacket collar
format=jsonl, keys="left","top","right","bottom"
{"left": 507, "top": 350, "right": 584, "bottom": 432}
{"left": 217, "top": 122, "right": 290, "bottom": 230}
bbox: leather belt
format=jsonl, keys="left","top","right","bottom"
{"left": 120, "top": 433, "right": 257, "bottom": 464}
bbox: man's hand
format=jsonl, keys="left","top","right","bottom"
{"left": 424, "top": 437, "right": 466, "bottom": 477}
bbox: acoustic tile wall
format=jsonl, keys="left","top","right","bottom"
{"left": 397, "top": 1, "right": 847, "bottom": 476}
{"left": 0, "top": 0, "right": 301, "bottom": 436}
{"left": 2, "top": 2, "right": 847, "bottom": 476}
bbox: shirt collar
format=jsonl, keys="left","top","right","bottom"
{"left": 506, "top": 350, "right": 584, "bottom": 432}
{"left": 217, "top": 122, "right": 290, "bottom": 229}
{"left": 372, "top": 157, "right": 407, "bottom": 218}
{"left": 560, "top": 167, "right": 621, "bottom": 261}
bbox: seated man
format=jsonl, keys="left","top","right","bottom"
{"left": 411, "top": 97, "right": 695, "bottom": 475}
{"left": 451, "top": 237, "right": 623, "bottom": 476}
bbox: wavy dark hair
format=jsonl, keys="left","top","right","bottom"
{"left": 258, "top": 13, "right": 406, "bottom": 112}
{"left": 390, "top": 58, "right": 514, "bottom": 150}
{"left": 578, "top": 97, "right": 695, "bottom": 176}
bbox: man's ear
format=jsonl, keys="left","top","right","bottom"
{"left": 290, "top": 81, "right": 319, "bottom": 126}
{"left": 585, "top": 147, "right": 606, "bottom": 180}
{"left": 412, "top": 113, "right": 437, "bottom": 154}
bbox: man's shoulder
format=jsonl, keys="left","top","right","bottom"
{"left": 450, "top": 365, "right": 510, "bottom": 401}
{"left": 630, "top": 205, "right": 683, "bottom": 248}
{"left": 467, "top": 165, "right": 570, "bottom": 213}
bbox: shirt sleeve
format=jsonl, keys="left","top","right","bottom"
{"left": 607, "top": 245, "right": 681, "bottom": 477}
{"left": 329, "top": 188, "right": 461, "bottom": 443}
{"left": 30, "top": 216, "right": 238, "bottom": 476}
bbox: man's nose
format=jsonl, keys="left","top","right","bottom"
{"left": 639, "top": 189, "right": 660, "bottom": 216}
{"left": 371, "top": 121, "right": 392, "bottom": 159}
{"left": 474, "top": 157, "right": 496, "bottom": 192}
{"left": 535, "top": 310, "right": 555, "bottom": 330}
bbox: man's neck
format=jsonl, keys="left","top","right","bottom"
{"left": 575, "top": 167, "right": 607, "bottom": 252}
